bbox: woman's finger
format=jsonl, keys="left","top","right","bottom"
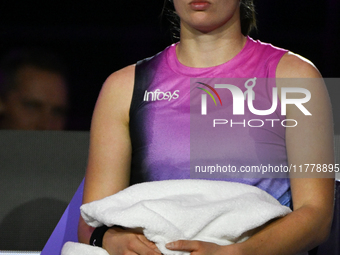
{"left": 165, "top": 240, "right": 199, "bottom": 252}
{"left": 131, "top": 235, "right": 162, "bottom": 255}
{"left": 137, "top": 234, "right": 162, "bottom": 253}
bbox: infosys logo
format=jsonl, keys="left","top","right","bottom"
{"left": 143, "top": 89, "right": 179, "bottom": 102}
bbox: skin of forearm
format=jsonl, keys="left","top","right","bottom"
{"left": 78, "top": 217, "right": 95, "bottom": 244}
{"left": 234, "top": 205, "right": 332, "bottom": 255}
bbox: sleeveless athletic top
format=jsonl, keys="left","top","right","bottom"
{"left": 129, "top": 37, "right": 290, "bottom": 202}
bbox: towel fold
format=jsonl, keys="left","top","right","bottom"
{"left": 64, "top": 179, "right": 294, "bottom": 255}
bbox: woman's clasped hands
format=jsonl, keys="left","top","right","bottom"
{"left": 166, "top": 240, "right": 244, "bottom": 255}
{"left": 102, "top": 226, "right": 244, "bottom": 255}
{"left": 102, "top": 227, "right": 161, "bottom": 255}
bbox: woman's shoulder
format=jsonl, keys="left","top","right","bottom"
{"left": 104, "top": 64, "right": 136, "bottom": 88}
{"left": 93, "top": 64, "right": 136, "bottom": 125}
{"left": 276, "top": 52, "right": 321, "bottom": 79}
{"left": 100, "top": 64, "right": 136, "bottom": 102}
{"left": 248, "top": 37, "right": 322, "bottom": 79}
{"left": 100, "top": 44, "right": 173, "bottom": 103}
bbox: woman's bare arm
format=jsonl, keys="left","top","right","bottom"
{"left": 77, "top": 64, "right": 135, "bottom": 244}
{"left": 236, "top": 54, "right": 335, "bottom": 254}
{"left": 166, "top": 53, "right": 335, "bottom": 255}
{"left": 77, "top": 64, "right": 161, "bottom": 255}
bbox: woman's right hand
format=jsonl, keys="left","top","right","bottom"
{"left": 103, "top": 226, "right": 162, "bottom": 255}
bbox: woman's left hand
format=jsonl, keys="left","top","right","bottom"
{"left": 166, "top": 240, "right": 243, "bottom": 255}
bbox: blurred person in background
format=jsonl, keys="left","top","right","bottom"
{"left": 0, "top": 49, "right": 69, "bottom": 130}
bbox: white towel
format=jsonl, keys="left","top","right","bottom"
{"left": 61, "top": 241, "right": 109, "bottom": 255}
{"left": 65, "top": 179, "right": 293, "bottom": 255}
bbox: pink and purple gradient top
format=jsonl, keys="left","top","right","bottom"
{"left": 129, "top": 37, "right": 290, "bottom": 202}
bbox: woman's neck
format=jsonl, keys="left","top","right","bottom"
{"left": 176, "top": 22, "right": 247, "bottom": 68}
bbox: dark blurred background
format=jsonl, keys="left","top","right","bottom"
{"left": 0, "top": 0, "right": 339, "bottom": 130}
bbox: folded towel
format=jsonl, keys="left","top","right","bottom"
{"left": 62, "top": 241, "right": 109, "bottom": 255}
{"left": 69, "top": 179, "right": 292, "bottom": 255}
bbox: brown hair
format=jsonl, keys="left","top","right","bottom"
{"left": 240, "top": 0, "right": 257, "bottom": 35}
